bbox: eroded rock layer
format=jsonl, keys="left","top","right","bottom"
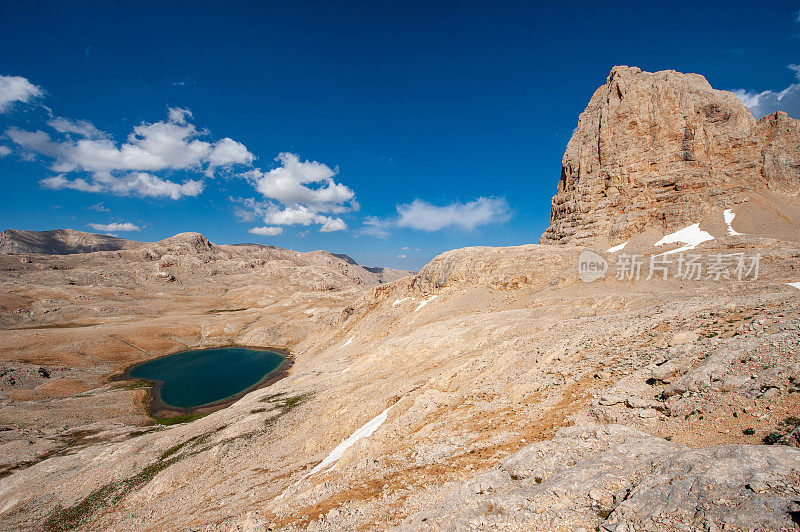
{"left": 541, "top": 66, "right": 800, "bottom": 245}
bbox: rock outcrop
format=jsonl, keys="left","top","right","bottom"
{"left": 400, "top": 424, "right": 800, "bottom": 531}
{"left": 541, "top": 66, "right": 800, "bottom": 245}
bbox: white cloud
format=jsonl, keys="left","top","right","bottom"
{"left": 0, "top": 145, "right": 10, "bottom": 157}
{"left": 111, "top": 172, "right": 205, "bottom": 199}
{"left": 358, "top": 216, "right": 392, "bottom": 238}
{"left": 320, "top": 217, "right": 346, "bottom": 232}
{"left": 237, "top": 153, "right": 355, "bottom": 233}
{"left": 233, "top": 197, "right": 348, "bottom": 233}
{"left": 41, "top": 172, "right": 204, "bottom": 199}
{"left": 732, "top": 65, "right": 800, "bottom": 119}
{"left": 208, "top": 137, "right": 254, "bottom": 168}
{"left": 397, "top": 254, "right": 407, "bottom": 259}
{"left": 248, "top": 226, "right": 283, "bottom": 236}
{"left": 40, "top": 174, "right": 103, "bottom": 193}
{"left": 88, "top": 202, "right": 110, "bottom": 212}
{"left": 47, "top": 117, "right": 107, "bottom": 139}
{"left": 10, "top": 107, "right": 251, "bottom": 199}
{"left": 246, "top": 153, "right": 355, "bottom": 212}
{"left": 396, "top": 197, "right": 511, "bottom": 231}
{"left": 0, "top": 75, "right": 42, "bottom": 112}
{"left": 167, "top": 107, "right": 192, "bottom": 124}
{"left": 88, "top": 222, "right": 141, "bottom": 232}
{"left": 401, "top": 246, "right": 409, "bottom": 250}
{"left": 260, "top": 203, "right": 346, "bottom": 232}
{"left": 358, "top": 197, "right": 511, "bottom": 237}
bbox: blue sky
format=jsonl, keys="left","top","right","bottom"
{"left": 0, "top": 1, "right": 798, "bottom": 269}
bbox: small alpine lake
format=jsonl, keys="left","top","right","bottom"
{"left": 121, "top": 346, "right": 291, "bottom": 418}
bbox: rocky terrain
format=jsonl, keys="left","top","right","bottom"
{"left": 541, "top": 65, "right": 800, "bottom": 246}
{"left": 0, "top": 231, "right": 411, "bottom": 479}
{"left": 0, "top": 67, "right": 799, "bottom": 531}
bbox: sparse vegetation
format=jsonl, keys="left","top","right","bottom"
{"left": 152, "top": 412, "right": 208, "bottom": 426}
{"left": 44, "top": 425, "right": 235, "bottom": 531}
{"left": 596, "top": 508, "right": 613, "bottom": 519}
{"left": 743, "top": 428, "right": 755, "bottom": 435}
{"left": 761, "top": 417, "right": 800, "bottom": 445}
{"left": 261, "top": 392, "right": 313, "bottom": 428}
{"left": 44, "top": 451, "right": 186, "bottom": 531}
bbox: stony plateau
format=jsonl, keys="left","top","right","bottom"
{"left": 0, "top": 67, "right": 799, "bottom": 531}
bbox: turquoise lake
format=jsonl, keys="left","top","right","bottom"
{"left": 129, "top": 347, "right": 285, "bottom": 408}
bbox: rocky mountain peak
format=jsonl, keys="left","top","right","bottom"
{"left": 540, "top": 66, "right": 800, "bottom": 246}
{"left": 155, "top": 232, "right": 215, "bottom": 253}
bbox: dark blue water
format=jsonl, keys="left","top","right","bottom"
{"left": 129, "top": 347, "right": 285, "bottom": 408}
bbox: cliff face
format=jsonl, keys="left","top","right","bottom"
{"left": 541, "top": 66, "right": 800, "bottom": 245}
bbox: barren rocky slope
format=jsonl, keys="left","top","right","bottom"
{"left": 0, "top": 67, "right": 799, "bottom": 532}
{"left": 0, "top": 232, "right": 411, "bottom": 479}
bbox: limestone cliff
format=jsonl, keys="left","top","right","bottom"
{"left": 541, "top": 66, "right": 800, "bottom": 245}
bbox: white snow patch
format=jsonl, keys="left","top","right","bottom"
{"left": 788, "top": 282, "right": 800, "bottom": 290}
{"left": 305, "top": 404, "right": 394, "bottom": 478}
{"left": 723, "top": 209, "right": 744, "bottom": 236}
{"left": 606, "top": 241, "right": 629, "bottom": 253}
{"left": 654, "top": 223, "right": 714, "bottom": 255}
{"left": 392, "top": 297, "right": 411, "bottom": 307}
{"left": 336, "top": 337, "right": 354, "bottom": 350}
{"left": 414, "top": 295, "right": 437, "bottom": 312}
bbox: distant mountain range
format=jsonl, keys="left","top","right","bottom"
{"left": 0, "top": 228, "right": 414, "bottom": 285}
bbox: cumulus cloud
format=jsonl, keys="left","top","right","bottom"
{"left": 248, "top": 226, "right": 284, "bottom": 236}
{"left": 10, "top": 107, "right": 252, "bottom": 199}
{"left": 0, "top": 75, "right": 42, "bottom": 112}
{"left": 246, "top": 153, "right": 355, "bottom": 212}
{"left": 234, "top": 198, "right": 347, "bottom": 233}
{"left": 236, "top": 153, "right": 356, "bottom": 233}
{"left": 397, "top": 197, "right": 511, "bottom": 231}
{"left": 0, "top": 146, "right": 10, "bottom": 157}
{"left": 88, "top": 222, "right": 141, "bottom": 232}
{"left": 208, "top": 137, "right": 254, "bottom": 168}
{"left": 320, "top": 217, "right": 347, "bottom": 232}
{"left": 732, "top": 64, "right": 800, "bottom": 119}
{"left": 397, "top": 254, "right": 407, "bottom": 259}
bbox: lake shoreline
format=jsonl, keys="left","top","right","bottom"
{"left": 113, "top": 345, "right": 294, "bottom": 420}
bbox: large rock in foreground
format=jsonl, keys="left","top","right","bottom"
{"left": 541, "top": 66, "right": 800, "bottom": 245}
{"left": 400, "top": 425, "right": 800, "bottom": 531}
